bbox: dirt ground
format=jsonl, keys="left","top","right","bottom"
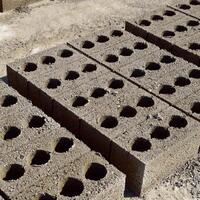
{"left": 0, "top": 0, "right": 199, "bottom": 199}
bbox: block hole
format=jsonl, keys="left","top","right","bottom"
{"left": 159, "top": 85, "right": 176, "bottom": 95}
{"left": 82, "top": 41, "right": 95, "bottom": 49}
{"left": 72, "top": 96, "right": 88, "bottom": 107}
{"left": 175, "top": 76, "right": 190, "bottom": 88}
{"left": 31, "top": 150, "right": 50, "bottom": 165}
{"left": 151, "top": 15, "right": 164, "bottom": 21}
{"left": 111, "top": 30, "right": 123, "bottom": 37}
{"left": 145, "top": 62, "right": 161, "bottom": 70}
{"left": 120, "top": 106, "right": 137, "bottom": 118}
{"left": 58, "top": 49, "right": 73, "bottom": 58}
{"left": 4, "top": 127, "right": 21, "bottom": 140}
{"left": 189, "top": 43, "right": 200, "bottom": 50}
{"left": 91, "top": 88, "right": 107, "bottom": 98}
{"left": 109, "top": 79, "right": 124, "bottom": 89}
{"left": 151, "top": 126, "right": 170, "bottom": 139}
{"left": 139, "top": 19, "right": 151, "bottom": 26}
{"left": 191, "top": 102, "right": 200, "bottom": 114}
{"left": 29, "top": 115, "right": 45, "bottom": 128}
{"left": 55, "top": 137, "right": 74, "bottom": 153}
{"left": 163, "top": 10, "right": 176, "bottom": 16}
{"left": 96, "top": 35, "right": 109, "bottom": 43}
{"left": 65, "top": 71, "right": 80, "bottom": 80}
{"left": 119, "top": 47, "right": 133, "bottom": 56}
{"left": 1, "top": 95, "right": 17, "bottom": 107}
{"left": 160, "top": 55, "right": 176, "bottom": 64}
{"left": 137, "top": 96, "right": 154, "bottom": 108}
{"left": 175, "top": 25, "right": 188, "bottom": 32}
{"left": 134, "top": 42, "right": 148, "bottom": 50}
{"left": 41, "top": 56, "right": 56, "bottom": 65}
{"left": 82, "top": 64, "right": 97, "bottom": 73}
{"left": 47, "top": 79, "right": 61, "bottom": 89}
{"left": 190, "top": 0, "right": 200, "bottom": 5}
{"left": 3, "top": 164, "right": 25, "bottom": 181}
{"left": 187, "top": 20, "right": 199, "bottom": 26}
{"left": 169, "top": 115, "right": 188, "bottom": 128}
{"left": 162, "top": 30, "right": 175, "bottom": 38}
{"left": 101, "top": 116, "right": 118, "bottom": 129}
{"left": 179, "top": 4, "right": 191, "bottom": 9}
{"left": 39, "top": 193, "right": 57, "bottom": 200}
{"left": 105, "top": 54, "right": 119, "bottom": 63}
{"left": 85, "top": 163, "right": 107, "bottom": 181}
{"left": 189, "top": 69, "right": 200, "bottom": 78}
{"left": 60, "top": 178, "right": 84, "bottom": 197}
{"left": 132, "top": 138, "right": 151, "bottom": 152}
{"left": 24, "top": 62, "right": 37, "bottom": 72}
{"left": 174, "top": 77, "right": 191, "bottom": 87}
{"left": 131, "top": 69, "right": 145, "bottom": 78}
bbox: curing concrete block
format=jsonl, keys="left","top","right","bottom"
{"left": 76, "top": 37, "right": 159, "bottom": 72}
{"left": 168, "top": 0, "right": 200, "bottom": 19}
{"left": 14, "top": 152, "right": 125, "bottom": 200}
{"left": 0, "top": 0, "right": 41, "bottom": 12}
{"left": 52, "top": 73, "right": 168, "bottom": 158}
{"left": 110, "top": 106, "right": 200, "bottom": 195}
{"left": 0, "top": 127, "right": 90, "bottom": 198}
{"left": 69, "top": 25, "right": 137, "bottom": 54}
{"left": 125, "top": 7, "right": 185, "bottom": 39}
{"left": 7, "top": 44, "right": 82, "bottom": 97}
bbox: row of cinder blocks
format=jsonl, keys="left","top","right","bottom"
{"left": 0, "top": 0, "right": 41, "bottom": 12}
{"left": 125, "top": 6, "right": 200, "bottom": 66}
{"left": 7, "top": 27, "right": 200, "bottom": 195}
{"left": 0, "top": 81, "right": 125, "bottom": 199}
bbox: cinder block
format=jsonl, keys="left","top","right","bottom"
{"left": 7, "top": 44, "right": 82, "bottom": 97}
{"left": 14, "top": 152, "right": 125, "bottom": 200}
{"left": 0, "top": 127, "right": 90, "bottom": 198}
{"left": 0, "top": 0, "right": 41, "bottom": 12}
{"left": 168, "top": 0, "right": 200, "bottom": 19}
{"left": 68, "top": 26, "right": 137, "bottom": 54}
{"left": 110, "top": 106, "right": 200, "bottom": 195}
{"left": 73, "top": 37, "right": 159, "bottom": 72}
{"left": 125, "top": 7, "right": 185, "bottom": 39}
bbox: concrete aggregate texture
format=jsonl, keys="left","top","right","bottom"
{"left": 1, "top": 0, "right": 200, "bottom": 199}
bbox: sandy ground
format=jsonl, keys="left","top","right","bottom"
{"left": 0, "top": 0, "right": 199, "bottom": 199}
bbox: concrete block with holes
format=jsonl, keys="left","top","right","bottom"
{"left": 0, "top": 0, "right": 41, "bottom": 12}
{"left": 69, "top": 25, "right": 135, "bottom": 54}
{"left": 0, "top": 127, "right": 90, "bottom": 198}
{"left": 68, "top": 36, "right": 160, "bottom": 69}
{"left": 126, "top": 15, "right": 200, "bottom": 65}
{"left": 7, "top": 44, "right": 82, "bottom": 97}
{"left": 14, "top": 152, "right": 125, "bottom": 200}
{"left": 168, "top": 0, "right": 200, "bottom": 19}
{"left": 172, "top": 33, "right": 200, "bottom": 66}
{"left": 110, "top": 106, "right": 200, "bottom": 194}
{"left": 125, "top": 7, "right": 185, "bottom": 39}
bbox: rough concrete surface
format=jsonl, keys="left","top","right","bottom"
{"left": 0, "top": 0, "right": 200, "bottom": 199}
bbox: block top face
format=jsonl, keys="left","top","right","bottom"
{"left": 169, "top": 0, "right": 200, "bottom": 18}
{"left": 0, "top": 127, "right": 90, "bottom": 197}
{"left": 7, "top": 44, "right": 83, "bottom": 79}
{"left": 14, "top": 152, "right": 125, "bottom": 200}
{"left": 68, "top": 25, "right": 135, "bottom": 54}
{"left": 132, "top": 7, "right": 186, "bottom": 31}
{"left": 29, "top": 57, "right": 109, "bottom": 97}
{"left": 84, "top": 38, "right": 159, "bottom": 71}
{"left": 113, "top": 105, "right": 200, "bottom": 163}
{"left": 0, "top": 81, "right": 32, "bottom": 118}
